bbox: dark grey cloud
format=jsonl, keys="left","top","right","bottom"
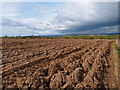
{"left": 53, "top": 2, "right": 118, "bottom": 34}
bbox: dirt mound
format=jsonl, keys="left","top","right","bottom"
{"left": 2, "top": 38, "right": 118, "bottom": 89}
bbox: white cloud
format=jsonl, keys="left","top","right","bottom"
{"left": 16, "top": 26, "right": 26, "bottom": 29}
{"left": 105, "top": 26, "right": 110, "bottom": 29}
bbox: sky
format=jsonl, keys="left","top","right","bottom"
{"left": 1, "top": 2, "right": 118, "bottom": 36}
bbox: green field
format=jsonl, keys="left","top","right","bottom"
{"left": 57, "top": 35, "right": 117, "bottom": 39}
{"left": 2, "top": 35, "right": 118, "bottom": 39}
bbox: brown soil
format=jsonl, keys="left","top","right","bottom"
{"left": 1, "top": 38, "right": 118, "bottom": 89}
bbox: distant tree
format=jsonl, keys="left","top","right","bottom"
{"left": 65, "top": 37, "right": 69, "bottom": 39}
{"left": 46, "top": 36, "right": 49, "bottom": 39}
{"left": 38, "top": 35, "right": 41, "bottom": 39}
{"left": 74, "top": 37, "right": 78, "bottom": 39}
{"left": 4, "top": 35, "right": 8, "bottom": 37}
{"left": 30, "top": 34, "right": 34, "bottom": 39}
{"left": 31, "top": 34, "right": 34, "bottom": 37}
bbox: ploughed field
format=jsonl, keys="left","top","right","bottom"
{"left": 2, "top": 38, "right": 118, "bottom": 89}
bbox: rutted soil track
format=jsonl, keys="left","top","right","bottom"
{"left": 2, "top": 38, "right": 118, "bottom": 89}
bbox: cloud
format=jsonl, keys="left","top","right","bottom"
{"left": 2, "top": 2, "right": 118, "bottom": 36}
{"left": 53, "top": 2, "right": 118, "bottom": 34}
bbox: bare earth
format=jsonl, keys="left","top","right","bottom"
{"left": 2, "top": 38, "right": 118, "bottom": 89}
